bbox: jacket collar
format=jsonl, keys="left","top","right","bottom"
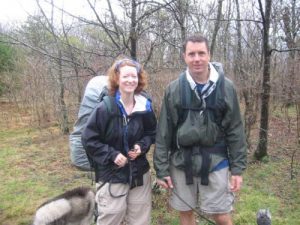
{"left": 185, "top": 63, "right": 219, "bottom": 98}
{"left": 115, "top": 91, "right": 151, "bottom": 116}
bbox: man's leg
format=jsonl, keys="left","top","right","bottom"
{"left": 179, "top": 210, "right": 196, "bottom": 225}
{"left": 212, "top": 213, "right": 233, "bottom": 225}
{"left": 199, "top": 168, "right": 235, "bottom": 225}
{"left": 169, "top": 166, "right": 198, "bottom": 225}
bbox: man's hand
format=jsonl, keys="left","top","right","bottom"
{"left": 230, "top": 175, "right": 243, "bottom": 192}
{"left": 156, "top": 176, "right": 174, "bottom": 189}
{"left": 114, "top": 153, "right": 128, "bottom": 167}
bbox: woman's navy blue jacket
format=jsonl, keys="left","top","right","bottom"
{"left": 81, "top": 93, "right": 157, "bottom": 186}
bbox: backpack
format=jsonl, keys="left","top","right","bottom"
{"left": 176, "top": 62, "right": 228, "bottom": 185}
{"left": 69, "top": 76, "right": 108, "bottom": 171}
{"left": 176, "top": 62, "right": 227, "bottom": 148}
{"left": 69, "top": 75, "right": 151, "bottom": 171}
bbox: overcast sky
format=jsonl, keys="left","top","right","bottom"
{"left": 0, "top": 0, "right": 101, "bottom": 24}
{"left": 0, "top": 0, "right": 36, "bottom": 23}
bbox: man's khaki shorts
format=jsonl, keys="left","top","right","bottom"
{"left": 170, "top": 166, "right": 234, "bottom": 214}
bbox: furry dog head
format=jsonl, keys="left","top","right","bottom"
{"left": 32, "top": 186, "right": 95, "bottom": 225}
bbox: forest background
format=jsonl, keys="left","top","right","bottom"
{"left": 0, "top": 0, "right": 299, "bottom": 224}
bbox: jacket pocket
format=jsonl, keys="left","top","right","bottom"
{"left": 176, "top": 110, "right": 219, "bottom": 147}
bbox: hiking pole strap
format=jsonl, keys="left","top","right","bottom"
{"left": 200, "top": 148, "right": 211, "bottom": 186}
{"left": 184, "top": 149, "right": 194, "bottom": 185}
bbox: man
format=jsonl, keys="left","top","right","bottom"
{"left": 154, "top": 34, "right": 247, "bottom": 225}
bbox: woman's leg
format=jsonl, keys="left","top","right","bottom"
{"left": 126, "top": 171, "right": 152, "bottom": 225}
{"left": 96, "top": 182, "right": 129, "bottom": 225}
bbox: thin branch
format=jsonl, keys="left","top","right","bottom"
{"left": 270, "top": 47, "right": 300, "bottom": 53}
{"left": 257, "top": 0, "right": 265, "bottom": 24}
{"left": 44, "top": 0, "right": 121, "bottom": 50}
{"left": 136, "top": 0, "right": 177, "bottom": 23}
{"left": 85, "top": 0, "right": 121, "bottom": 49}
{"left": 208, "top": 18, "right": 263, "bottom": 24}
{"left": 106, "top": 0, "right": 120, "bottom": 38}
{"left": 1, "top": 36, "right": 97, "bottom": 75}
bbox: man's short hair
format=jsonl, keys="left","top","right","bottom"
{"left": 182, "top": 34, "right": 210, "bottom": 53}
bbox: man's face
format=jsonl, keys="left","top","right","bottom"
{"left": 183, "top": 41, "right": 210, "bottom": 77}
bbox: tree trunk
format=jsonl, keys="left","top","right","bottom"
{"left": 130, "top": 0, "right": 137, "bottom": 60}
{"left": 234, "top": 0, "right": 258, "bottom": 148}
{"left": 210, "top": 0, "right": 223, "bottom": 58}
{"left": 58, "top": 50, "right": 69, "bottom": 134}
{"left": 62, "top": 25, "right": 82, "bottom": 104}
{"left": 255, "top": 0, "right": 272, "bottom": 159}
{"left": 296, "top": 103, "right": 300, "bottom": 146}
{"left": 282, "top": 4, "right": 297, "bottom": 106}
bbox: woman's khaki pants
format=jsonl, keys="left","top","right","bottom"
{"left": 95, "top": 171, "right": 152, "bottom": 225}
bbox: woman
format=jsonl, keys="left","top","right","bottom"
{"left": 82, "top": 58, "right": 157, "bottom": 225}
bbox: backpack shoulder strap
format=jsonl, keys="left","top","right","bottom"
{"left": 178, "top": 73, "right": 191, "bottom": 125}
{"left": 209, "top": 62, "right": 227, "bottom": 128}
{"left": 102, "top": 95, "right": 119, "bottom": 116}
{"left": 211, "top": 62, "right": 226, "bottom": 98}
{"left": 139, "top": 90, "right": 150, "bottom": 99}
{"left": 178, "top": 72, "right": 205, "bottom": 124}
{"left": 98, "top": 86, "right": 109, "bottom": 102}
{"left": 179, "top": 73, "right": 190, "bottom": 108}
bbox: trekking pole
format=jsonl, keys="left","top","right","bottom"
{"left": 170, "top": 189, "right": 216, "bottom": 225}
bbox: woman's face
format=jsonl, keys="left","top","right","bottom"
{"left": 118, "top": 65, "right": 138, "bottom": 95}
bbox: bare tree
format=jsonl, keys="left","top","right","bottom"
{"left": 234, "top": 0, "right": 258, "bottom": 147}
{"left": 35, "top": 0, "right": 69, "bottom": 134}
{"left": 255, "top": 0, "right": 273, "bottom": 159}
{"left": 281, "top": 0, "right": 299, "bottom": 106}
{"left": 210, "top": 0, "right": 224, "bottom": 58}
{"left": 61, "top": 26, "right": 81, "bottom": 104}
{"left": 2, "top": 0, "right": 299, "bottom": 152}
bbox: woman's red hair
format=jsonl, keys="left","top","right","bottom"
{"left": 107, "top": 58, "right": 148, "bottom": 96}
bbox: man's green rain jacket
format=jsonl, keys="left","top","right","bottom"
{"left": 154, "top": 62, "right": 247, "bottom": 179}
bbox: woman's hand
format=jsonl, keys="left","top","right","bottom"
{"left": 114, "top": 153, "right": 128, "bottom": 167}
{"left": 128, "top": 144, "right": 141, "bottom": 160}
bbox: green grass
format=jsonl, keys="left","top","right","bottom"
{"left": 233, "top": 159, "right": 300, "bottom": 225}
{"left": 0, "top": 119, "right": 299, "bottom": 224}
{"left": 235, "top": 187, "right": 279, "bottom": 224}
{"left": 0, "top": 127, "right": 91, "bottom": 225}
